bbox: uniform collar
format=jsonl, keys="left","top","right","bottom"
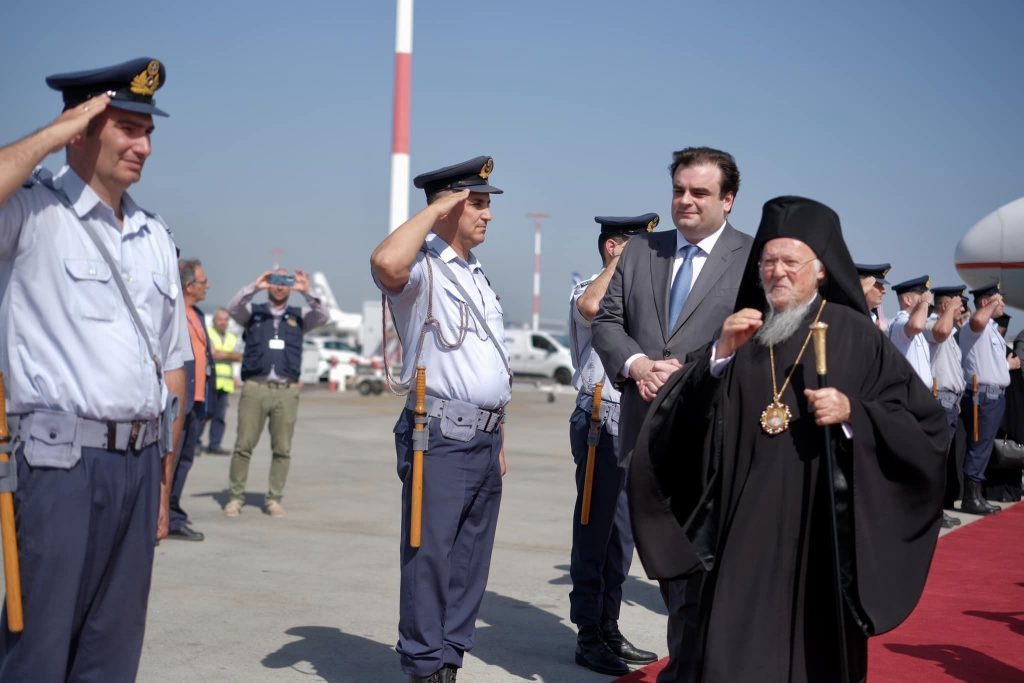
{"left": 56, "top": 166, "right": 151, "bottom": 237}
{"left": 427, "top": 232, "right": 483, "bottom": 272}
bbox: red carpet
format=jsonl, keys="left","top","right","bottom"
{"left": 617, "top": 503, "right": 1024, "bottom": 683}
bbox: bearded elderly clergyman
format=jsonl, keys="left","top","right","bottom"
{"left": 629, "top": 196, "right": 947, "bottom": 682}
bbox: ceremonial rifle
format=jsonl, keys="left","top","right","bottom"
{"left": 0, "top": 373, "right": 23, "bottom": 632}
{"left": 410, "top": 366, "right": 427, "bottom": 548}
{"left": 580, "top": 383, "right": 603, "bottom": 525}
{"left": 810, "top": 323, "right": 850, "bottom": 683}
{"left": 972, "top": 375, "right": 980, "bottom": 442}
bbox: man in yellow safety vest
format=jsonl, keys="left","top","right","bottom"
{"left": 204, "top": 307, "right": 240, "bottom": 454}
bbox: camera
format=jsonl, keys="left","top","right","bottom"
{"left": 268, "top": 273, "right": 295, "bottom": 287}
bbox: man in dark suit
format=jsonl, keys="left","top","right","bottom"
{"left": 593, "top": 147, "right": 752, "bottom": 682}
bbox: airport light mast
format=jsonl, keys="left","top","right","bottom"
{"left": 527, "top": 211, "right": 549, "bottom": 330}
{"left": 388, "top": 0, "right": 414, "bottom": 233}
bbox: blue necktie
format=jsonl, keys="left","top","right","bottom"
{"left": 668, "top": 244, "right": 698, "bottom": 330}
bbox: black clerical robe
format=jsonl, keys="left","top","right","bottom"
{"left": 631, "top": 301, "right": 947, "bottom": 682}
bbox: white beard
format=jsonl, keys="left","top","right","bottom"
{"left": 755, "top": 296, "right": 817, "bottom": 347}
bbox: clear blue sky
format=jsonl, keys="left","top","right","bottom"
{"left": 4, "top": 0, "right": 1022, "bottom": 329}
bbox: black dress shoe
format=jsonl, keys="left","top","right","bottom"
{"left": 576, "top": 624, "right": 630, "bottom": 675}
{"left": 167, "top": 525, "right": 205, "bottom": 541}
{"left": 600, "top": 619, "right": 658, "bottom": 664}
{"left": 443, "top": 664, "right": 458, "bottom": 682}
{"left": 941, "top": 513, "right": 961, "bottom": 529}
{"left": 961, "top": 481, "right": 1000, "bottom": 516}
{"left": 408, "top": 671, "right": 444, "bottom": 683}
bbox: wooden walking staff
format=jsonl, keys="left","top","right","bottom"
{"left": 580, "top": 383, "right": 603, "bottom": 525}
{"left": 972, "top": 375, "right": 980, "bottom": 442}
{"left": 409, "top": 366, "right": 427, "bottom": 548}
{"left": 810, "top": 322, "right": 850, "bottom": 683}
{"left": 0, "top": 373, "right": 23, "bottom": 633}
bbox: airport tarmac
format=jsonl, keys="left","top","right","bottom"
{"left": 138, "top": 382, "right": 986, "bottom": 682}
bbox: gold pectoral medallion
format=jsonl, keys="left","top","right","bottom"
{"left": 761, "top": 299, "right": 828, "bottom": 437}
{"left": 760, "top": 400, "right": 792, "bottom": 435}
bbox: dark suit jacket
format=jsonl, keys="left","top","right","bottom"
{"left": 592, "top": 223, "right": 752, "bottom": 579}
{"left": 593, "top": 223, "right": 753, "bottom": 459}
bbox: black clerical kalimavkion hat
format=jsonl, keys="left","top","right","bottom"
{"left": 734, "top": 196, "right": 869, "bottom": 316}
{"left": 46, "top": 57, "right": 168, "bottom": 117}
{"left": 413, "top": 156, "right": 503, "bottom": 199}
{"left": 892, "top": 276, "right": 930, "bottom": 295}
{"left": 594, "top": 213, "right": 659, "bottom": 237}
{"left": 854, "top": 263, "right": 891, "bottom": 285}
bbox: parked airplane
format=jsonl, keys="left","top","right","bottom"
{"left": 955, "top": 196, "right": 1024, "bottom": 309}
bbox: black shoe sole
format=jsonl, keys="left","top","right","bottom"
{"left": 618, "top": 655, "right": 658, "bottom": 665}
{"left": 575, "top": 653, "right": 630, "bottom": 676}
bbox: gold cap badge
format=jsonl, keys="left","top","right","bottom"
{"left": 479, "top": 158, "right": 493, "bottom": 180}
{"left": 646, "top": 217, "right": 659, "bottom": 232}
{"left": 130, "top": 60, "right": 161, "bottom": 96}
{"left": 925, "top": 278, "right": 931, "bottom": 289}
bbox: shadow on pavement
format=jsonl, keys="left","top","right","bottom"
{"left": 193, "top": 489, "right": 266, "bottom": 509}
{"left": 473, "top": 590, "right": 582, "bottom": 681}
{"left": 549, "top": 563, "right": 667, "bottom": 616}
{"left": 262, "top": 625, "right": 397, "bottom": 683}
{"left": 884, "top": 643, "right": 1024, "bottom": 683}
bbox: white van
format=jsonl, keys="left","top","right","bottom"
{"left": 504, "top": 329, "right": 575, "bottom": 385}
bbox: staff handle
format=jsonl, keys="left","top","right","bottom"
{"left": 580, "top": 383, "right": 603, "bottom": 526}
{"left": 410, "top": 367, "right": 426, "bottom": 548}
{"left": 0, "top": 373, "right": 23, "bottom": 633}
{"left": 809, "top": 323, "right": 850, "bottom": 683}
{"left": 972, "top": 375, "right": 979, "bottom": 443}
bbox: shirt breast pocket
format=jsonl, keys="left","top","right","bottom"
{"left": 64, "top": 258, "right": 117, "bottom": 322}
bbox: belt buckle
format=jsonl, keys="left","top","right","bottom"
{"left": 106, "top": 422, "right": 117, "bottom": 451}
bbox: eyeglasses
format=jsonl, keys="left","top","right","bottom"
{"left": 189, "top": 278, "right": 209, "bottom": 286}
{"left": 758, "top": 257, "right": 816, "bottom": 275}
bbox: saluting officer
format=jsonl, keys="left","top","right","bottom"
{"left": 370, "top": 156, "right": 509, "bottom": 683}
{"left": 568, "top": 215, "right": 659, "bottom": 676}
{"left": 925, "top": 284, "right": 968, "bottom": 529}
{"left": 889, "top": 275, "right": 934, "bottom": 387}
{"left": 854, "top": 262, "right": 890, "bottom": 329}
{"left": 959, "top": 280, "right": 1021, "bottom": 515}
{"left": 0, "top": 58, "right": 189, "bottom": 681}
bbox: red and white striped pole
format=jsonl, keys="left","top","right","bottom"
{"left": 388, "top": 0, "right": 414, "bottom": 233}
{"left": 527, "top": 212, "right": 548, "bottom": 330}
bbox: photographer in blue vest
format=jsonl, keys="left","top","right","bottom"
{"left": 223, "top": 268, "right": 328, "bottom": 518}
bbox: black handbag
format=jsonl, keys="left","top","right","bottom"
{"left": 991, "top": 437, "right": 1024, "bottom": 469}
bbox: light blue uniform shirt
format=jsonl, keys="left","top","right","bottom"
{"left": 888, "top": 310, "right": 933, "bottom": 387}
{"left": 374, "top": 233, "right": 510, "bottom": 410}
{"left": 0, "top": 166, "right": 191, "bottom": 421}
{"left": 924, "top": 314, "right": 966, "bottom": 395}
{"left": 960, "top": 319, "right": 1011, "bottom": 387}
{"left": 569, "top": 275, "right": 620, "bottom": 404}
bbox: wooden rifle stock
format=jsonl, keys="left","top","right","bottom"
{"left": 972, "top": 375, "right": 979, "bottom": 443}
{"left": 0, "top": 373, "right": 23, "bottom": 632}
{"left": 410, "top": 367, "right": 426, "bottom": 548}
{"left": 580, "top": 383, "right": 603, "bottom": 526}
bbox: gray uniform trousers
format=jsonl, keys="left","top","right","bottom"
{"left": 394, "top": 408, "right": 503, "bottom": 677}
{"left": 0, "top": 443, "right": 161, "bottom": 682}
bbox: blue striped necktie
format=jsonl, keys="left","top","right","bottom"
{"left": 668, "top": 244, "right": 698, "bottom": 330}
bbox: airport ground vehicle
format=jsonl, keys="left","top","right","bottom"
{"left": 504, "top": 329, "right": 575, "bottom": 385}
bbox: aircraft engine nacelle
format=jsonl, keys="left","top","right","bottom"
{"left": 955, "top": 196, "right": 1024, "bottom": 309}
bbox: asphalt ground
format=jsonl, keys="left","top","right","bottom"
{"left": 138, "top": 382, "right": 993, "bottom": 682}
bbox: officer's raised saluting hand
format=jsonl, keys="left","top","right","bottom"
{"left": 45, "top": 93, "right": 111, "bottom": 152}
{"left": 431, "top": 188, "right": 470, "bottom": 218}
